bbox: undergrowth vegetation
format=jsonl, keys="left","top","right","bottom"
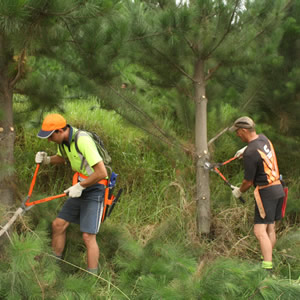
{"left": 0, "top": 99, "right": 299, "bottom": 299}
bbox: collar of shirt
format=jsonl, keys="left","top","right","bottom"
{"left": 61, "top": 125, "right": 74, "bottom": 152}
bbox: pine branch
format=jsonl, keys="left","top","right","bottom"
{"left": 114, "top": 108, "right": 177, "bottom": 149}
{"left": 24, "top": 2, "right": 85, "bottom": 17}
{"left": 205, "top": 62, "right": 222, "bottom": 81}
{"left": 108, "top": 84, "right": 191, "bottom": 153}
{"left": 128, "top": 31, "right": 168, "bottom": 42}
{"left": 62, "top": 18, "right": 88, "bottom": 56}
{"left": 0, "top": 207, "right": 24, "bottom": 238}
{"left": 208, "top": 91, "right": 259, "bottom": 146}
{"left": 208, "top": 127, "right": 229, "bottom": 146}
{"left": 240, "top": 91, "right": 257, "bottom": 111}
{"left": 9, "top": 49, "right": 26, "bottom": 88}
{"left": 176, "top": 85, "right": 194, "bottom": 102}
{"left": 204, "top": 0, "right": 240, "bottom": 59}
{"left": 152, "top": 46, "right": 197, "bottom": 83}
{"left": 183, "top": 36, "right": 198, "bottom": 56}
{"left": 45, "top": 253, "right": 131, "bottom": 300}
{"left": 229, "top": 0, "right": 293, "bottom": 56}
{"left": 30, "top": 262, "right": 45, "bottom": 300}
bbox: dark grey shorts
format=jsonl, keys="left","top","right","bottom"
{"left": 58, "top": 184, "right": 105, "bottom": 234}
{"left": 254, "top": 196, "right": 284, "bottom": 224}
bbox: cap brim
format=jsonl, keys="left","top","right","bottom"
{"left": 229, "top": 125, "right": 238, "bottom": 132}
{"left": 37, "top": 129, "right": 55, "bottom": 139}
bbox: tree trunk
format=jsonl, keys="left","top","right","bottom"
{"left": 194, "top": 58, "right": 210, "bottom": 234}
{"left": 0, "top": 34, "right": 15, "bottom": 208}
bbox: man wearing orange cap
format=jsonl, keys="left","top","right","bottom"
{"left": 229, "top": 116, "right": 285, "bottom": 272}
{"left": 36, "top": 113, "right": 108, "bottom": 274}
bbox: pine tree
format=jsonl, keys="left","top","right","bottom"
{"left": 0, "top": 1, "right": 113, "bottom": 210}
{"left": 123, "top": 0, "right": 290, "bottom": 234}
{"left": 248, "top": 0, "right": 300, "bottom": 136}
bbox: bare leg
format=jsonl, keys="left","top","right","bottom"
{"left": 82, "top": 232, "right": 99, "bottom": 269}
{"left": 253, "top": 224, "right": 272, "bottom": 262}
{"left": 267, "top": 222, "right": 276, "bottom": 249}
{"left": 52, "top": 218, "right": 69, "bottom": 256}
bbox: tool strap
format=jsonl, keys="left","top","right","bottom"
{"left": 72, "top": 172, "right": 108, "bottom": 186}
{"left": 73, "top": 172, "right": 114, "bottom": 223}
{"left": 253, "top": 180, "right": 281, "bottom": 219}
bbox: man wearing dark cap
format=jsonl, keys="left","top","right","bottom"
{"left": 230, "top": 116, "right": 285, "bottom": 271}
{"left": 36, "top": 113, "right": 108, "bottom": 274}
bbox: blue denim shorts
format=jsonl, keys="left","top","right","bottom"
{"left": 58, "top": 183, "right": 105, "bottom": 234}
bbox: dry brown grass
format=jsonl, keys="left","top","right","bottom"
{"left": 185, "top": 203, "right": 261, "bottom": 262}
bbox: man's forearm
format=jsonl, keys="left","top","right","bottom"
{"left": 239, "top": 179, "right": 253, "bottom": 193}
{"left": 50, "top": 155, "right": 66, "bottom": 164}
{"left": 79, "top": 161, "right": 108, "bottom": 188}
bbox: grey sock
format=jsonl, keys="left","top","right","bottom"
{"left": 53, "top": 253, "right": 62, "bottom": 259}
{"left": 88, "top": 268, "right": 98, "bottom": 274}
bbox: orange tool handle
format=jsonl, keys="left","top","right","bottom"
{"left": 220, "top": 156, "right": 238, "bottom": 166}
{"left": 214, "top": 167, "right": 245, "bottom": 204}
{"left": 27, "top": 164, "right": 40, "bottom": 198}
{"left": 25, "top": 193, "right": 67, "bottom": 207}
{"left": 214, "top": 167, "right": 229, "bottom": 182}
{"left": 24, "top": 163, "right": 67, "bottom": 208}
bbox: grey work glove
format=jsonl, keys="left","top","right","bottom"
{"left": 64, "top": 183, "right": 85, "bottom": 198}
{"left": 231, "top": 185, "right": 242, "bottom": 198}
{"left": 234, "top": 146, "right": 247, "bottom": 159}
{"left": 35, "top": 151, "right": 51, "bottom": 164}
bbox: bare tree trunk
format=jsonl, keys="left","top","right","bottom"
{"left": 0, "top": 34, "right": 15, "bottom": 208}
{"left": 194, "top": 58, "right": 210, "bottom": 234}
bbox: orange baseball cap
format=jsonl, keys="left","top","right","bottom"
{"left": 37, "top": 114, "right": 67, "bottom": 138}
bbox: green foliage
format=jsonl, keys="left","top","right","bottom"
{"left": 0, "top": 232, "right": 58, "bottom": 300}
{"left": 275, "top": 229, "right": 300, "bottom": 280}
{"left": 113, "top": 223, "right": 200, "bottom": 299}
{"left": 244, "top": 0, "right": 300, "bottom": 138}
{"left": 199, "top": 258, "right": 300, "bottom": 299}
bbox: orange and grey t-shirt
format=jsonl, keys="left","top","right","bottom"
{"left": 243, "top": 134, "right": 285, "bottom": 200}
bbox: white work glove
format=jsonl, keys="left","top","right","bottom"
{"left": 231, "top": 185, "right": 242, "bottom": 198}
{"left": 64, "top": 183, "right": 85, "bottom": 198}
{"left": 35, "top": 151, "right": 51, "bottom": 164}
{"left": 234, "top": 146, "right": 247, "bottom": 159}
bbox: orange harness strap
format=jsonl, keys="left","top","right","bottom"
{"left": 253, "top": 139, "right": 281, "bottom": 219}
{"left": 72, "top": 172, "right": 108, "bottom": 186}
{"left": 73, "top": 172, "right": 114, "bottom": 223}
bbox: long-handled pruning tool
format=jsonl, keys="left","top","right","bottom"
{"left": 0, "top": 163, "right": 122, "bottom": 237}
{"left": 22, "top": 163, "right": 67, "bottom": 210}
{"left": 0, "top": 164, "right": 67, "bottom": 237}
{"left": 204, "top": 157, "right": 246, "bottom": 204}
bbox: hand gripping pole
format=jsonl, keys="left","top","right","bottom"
{"left": 23, "top": 164, "right": 66, "bottom": 210}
